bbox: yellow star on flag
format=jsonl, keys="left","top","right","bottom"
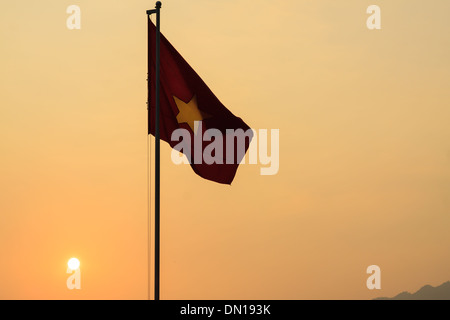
{"left": 174, "top": 95, "right": 211, "bottom": 133}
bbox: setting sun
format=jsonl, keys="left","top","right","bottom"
{"left": 68, "top": 258, "right": 80, "bottom": 271}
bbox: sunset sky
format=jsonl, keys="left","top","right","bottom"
{"left": 1, "top": 0, "right": 450, "bottom": 299}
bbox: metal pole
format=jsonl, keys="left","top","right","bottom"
{"left": 154, "top": 0, "right": 161, "bottom": 302}
{"left": 146, "top": 0, "right": 161, "bottom": 301}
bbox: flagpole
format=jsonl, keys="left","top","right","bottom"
{"left": 147, "top": 0, "right": 161, "bottom": 301}
{"left": 154, "top": 1, "right": 161, "bottom": 302}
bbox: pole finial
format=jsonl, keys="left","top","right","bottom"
{"left": 156, "top": 1, "right": 162, "bottom": 8}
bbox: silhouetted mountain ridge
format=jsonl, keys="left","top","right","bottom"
{"left": 375, "top": 281, "right": 450, "bottom": 300}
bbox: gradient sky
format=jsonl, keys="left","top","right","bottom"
{"left": 1, "top": 0, "right": 449, "bottom": 299}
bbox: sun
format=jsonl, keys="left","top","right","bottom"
{"left": 68, "top": 257, "right": 80, "bottom": 270}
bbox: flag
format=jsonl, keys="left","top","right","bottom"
{"left": 148, "top": 19, "right": 252, "bottom": 184}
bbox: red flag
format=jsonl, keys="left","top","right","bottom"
{"left": 148, "top": 20, "right": 252, "bottom": 184}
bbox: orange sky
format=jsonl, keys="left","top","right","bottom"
{"left": 1, "top": 0, "right": 450, "bottom": 299}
